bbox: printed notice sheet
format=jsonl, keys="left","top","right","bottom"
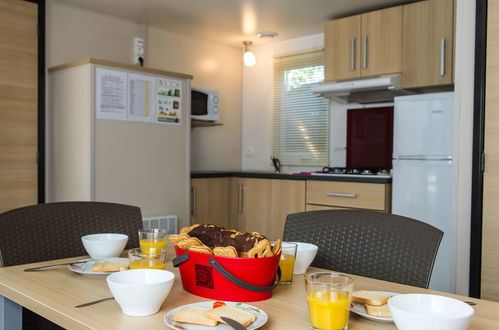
{"left": 156, "top": 77, "right": 182, "bottom": 125}
{"left": 96, "top": 68, "right": 127, "bottom": 121}
{"left": 128, "top": 73, "right": 156, "bottom": 123}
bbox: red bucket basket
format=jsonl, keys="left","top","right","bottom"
{"left": 173, "top": 246, "right": 280, "bottom": 302}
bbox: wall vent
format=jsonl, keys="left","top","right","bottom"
{"left": 142, "top": 215, "right": 178, "bottom": 235}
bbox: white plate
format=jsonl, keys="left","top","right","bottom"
{"left": 163, "top": 301, "right": 268, "bottom": 330}
{"left": 67, "top": 258, "right": 128, "bottom": 275}
{"left": 350, "top": 291, "right": 399, "bottom": 323}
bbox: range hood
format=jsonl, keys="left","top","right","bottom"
{"left": 311, "top": 73, "right": 415, "bottom": 103}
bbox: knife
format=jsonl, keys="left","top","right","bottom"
{"left": 24, "top": 260, "right": 87, "bottom": 272}
{"left": 74, "top": 297, "right": 114, "bottom": 308}
{"left": 220, "top": 317, "right": 247, "bottom": 330}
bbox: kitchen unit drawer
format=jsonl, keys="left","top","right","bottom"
{"left": 306, "top": 181, "right": 391, "bottom": 211}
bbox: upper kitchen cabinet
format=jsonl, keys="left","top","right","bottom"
{"left": 402, "top": 0, "right": 454, "bottom": 89}
{"left": 324, "top": 6, "right": 402, "bottom": 81}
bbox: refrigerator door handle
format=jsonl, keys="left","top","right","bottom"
{"left": 395, "top": 155, "right": 452, "bottom": 161}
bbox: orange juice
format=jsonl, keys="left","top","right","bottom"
{"left": 129, "top": 259, "right": 166, "bottom": 270}
{"left": 139, "top": 238, "right": 167, "bottom": 255}
{"left": 307, "top": 290, "right": 350, "bottom": 330}
{"left": 279, "top": 253, "right": 296, "bottom": 282}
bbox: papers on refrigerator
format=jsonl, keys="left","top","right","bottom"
{"left": 96, "top": 68, "right": 127, "bottom": 121}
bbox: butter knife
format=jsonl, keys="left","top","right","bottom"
{"left": 75, "top": 297, "right": 114, "bottom": 308}
{"left": 24, "top": 260, "right": 87, "bottom": 272}
{"left": 220, "top": 317, "right": 247, "bottom": 330}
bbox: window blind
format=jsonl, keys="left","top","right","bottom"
{"left": 272, "top": 49, "right": 329, "bottom": 166}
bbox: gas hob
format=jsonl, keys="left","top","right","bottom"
{"left": 310, "top": 167, "right": 392, "bottom": 178}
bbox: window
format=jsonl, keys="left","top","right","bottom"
{"left": 272, "top": 50, "right": 329, "bottom": 166}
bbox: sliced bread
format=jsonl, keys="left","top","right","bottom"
{"left": 92, "top": 260, "right": 129, "bottom": 272}
{"left": 205, "top": 305, "right": 256, "bottom": 327}
{"left": 173, "top": 306, "right": 218, "bottom": 327}
{"left": 352, "top": 290, "right": 392, "bottom": 306}
{"left": 365, "top": 304, "right": 392, "bottom": 318}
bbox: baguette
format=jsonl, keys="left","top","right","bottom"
{"left": 92, "top": 260, "right": 129, "bottom": 272}
{"left": 365, "top": 304, "right": 392, "bottom": 317}
{"left": 173, "top": 306, "right": 218, "bottom": 327}
{"left": 205, "top": 305, "right": 256, "bottom": 327}
{"left": 352, "top": 290, "right": 392, "bottom": 306}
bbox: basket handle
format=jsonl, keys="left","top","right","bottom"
{"left": 208, "top": 257, "right": 279, "bottom": 292}
{"left": 172, "top": 253, "right": 281, "bottom": 293}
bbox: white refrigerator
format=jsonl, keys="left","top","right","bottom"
{"left": 392, "top": 92, "right": 456, "bottom": 293}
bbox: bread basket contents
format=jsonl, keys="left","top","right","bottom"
{"left": 169, "top": 224, "right": 282, "bottom": 258}
{"left": 173, "top": 301, "right": 257, "bottom": 327}
{"left": 352, "top": 290, "right": 393, "bottom": 318}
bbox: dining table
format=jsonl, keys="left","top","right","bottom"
{"left": 0, "top": 253, "right": 498, "bottom": 330}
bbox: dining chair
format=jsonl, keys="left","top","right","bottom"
{"left": 0, "top": 201, "right": 143, "bottom": 330}
{"left": 282, "top": 209, "right": 443, "bottom": 288}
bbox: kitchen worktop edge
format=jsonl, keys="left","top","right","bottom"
{"left": 191, "top": 171, "right": 392, "bottom": 184}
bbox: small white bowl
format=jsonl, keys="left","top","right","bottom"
{"left": 81, "top": 233, "right": 128, "bottom": 259}
{"left": 107, "top": 269, "right": 175, "bottom": 316}
{"left": 388, "top": 294, "right": 474, "bottom": 330}
{"left": 288, "top": 242, "right": 318, "bottom": 274}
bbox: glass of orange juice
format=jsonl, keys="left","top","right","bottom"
{"left": 138, "top": 229, "right": 167, "bottom": 255}
{"left": 128, "top": 248, "right": 167, "bottom": 270}
{"left": 278, "top": 242, "right": 298, "bottom": 284}
{"left": 305, "top": 272, "right": 353, "bottom": 330}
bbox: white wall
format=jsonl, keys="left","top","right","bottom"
{"left": 242, "top": 34, "right": 323, "bottom": 171}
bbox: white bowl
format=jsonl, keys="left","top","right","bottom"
{"left": 81, "top": 233, "right": 128, "bottom": 259}
{"left": 288, "top": 242, "right": 318, "bottom": 274}
{"left": 107, "top": 269, "right": 175, "bottom": 316}
{"left": 388, "top": 294, "right": 474, "bottom": 330}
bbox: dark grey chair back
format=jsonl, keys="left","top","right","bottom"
{"left": 0, "top": 201, "right": 143, "bottom": 267}
{"left": 283, "top": 210, "right": 443, "bottom": 288}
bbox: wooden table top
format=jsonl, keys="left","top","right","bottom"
{"left": 0, "top": 255, "right": 497, "bottom": 330}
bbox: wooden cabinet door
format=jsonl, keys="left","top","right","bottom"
{"left": 0, "top": 0, "right": 38, "bottom": 212}
{"left": 190, "top": 178, "right": 229, "bottom": 228}
{"left": 402, "top": 0, "right": 454, "bottom": 88}
{"left": 482, "top": 0, "right": 499, "bottom": 302}
{"left": 233, "top": 178, "right": 305, "bottom": 241}
{"left": 361, "top": 6, "right": 402, "bottom": 77}
{"left": 324, "top": 15, "right": 361, "bottom": 81}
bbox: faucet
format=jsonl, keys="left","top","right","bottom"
{"left": 271, "top": 156, "right": 281, "bottom": 174}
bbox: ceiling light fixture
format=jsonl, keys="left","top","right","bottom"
{"left": 243, "top": 41, "right": 256, "bottom": 67}
{"left": 257, "top": 31, "right": 278, "bottom": 38}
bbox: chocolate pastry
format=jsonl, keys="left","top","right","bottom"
{"left": 188, "top": 224, "right": 266, "bottom": 253}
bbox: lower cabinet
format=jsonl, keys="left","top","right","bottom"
{"left": 229, "top": 178, "right": 306, "bottom": 241}
{"left": 190, "top": 177, "right": 230, "bottom": 228}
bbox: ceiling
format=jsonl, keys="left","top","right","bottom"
{"left": 55, "top": 0, "right": 412, "bottom": 48}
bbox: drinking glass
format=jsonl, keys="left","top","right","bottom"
{"left": 138, "top": 229, "right": 167, "bottom": 255}
{"left": 305, "top": 272, "right": 353, "bottom": 330}
{"left": 128, "top": 248, "right": 167, "bottom": 270}
{"left": 278, "top": 242, "right": 298, "bottom": 284}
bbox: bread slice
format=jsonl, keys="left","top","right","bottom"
{"left": 352, "top": 291, "right": 392, "bottom": 306}
{"left": 92, "top": 260, "right": 129, "bottom": 272}
{"left": 205, "top": 305, "right": 256, "bottom": 327}
{"left": 173, "top": 306, "right": 218, "bottom": 327}
{"left": 365, "top": 304, "right": 392, "bottom": 318}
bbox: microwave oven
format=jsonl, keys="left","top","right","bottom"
{"left": 191, "top": 87, "right": 220, "bottom": 121}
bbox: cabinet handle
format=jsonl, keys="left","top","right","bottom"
{"left": 350, "top": 38, "right": 356, "bottom": 70}
{"left": 190, "top": 186, "right": 197, "bottom": 217}
{"left": 238, "top": 184, "right": 245, "bottom": 214}
{"left": 325, "top": 192, "right": 357, "bottom": 198}
{"left": 440, "top": 38, "right": 446, "bottom": 76}
{"left": 362, "top": 36, "right": 368, "bottom": 69}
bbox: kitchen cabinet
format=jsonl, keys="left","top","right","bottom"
{"left": 324, "top": 6, "right": 402, "bottom": 81}
{"left": 190, "top": 178, "right": 229, "bottom": 228}
{"left": 306, "top": 181, "right": 391, "bottom": 212}
{"left": 229, "top": 178, "right": 306, "bottom": 241}
{"left": 402, "top": 0, "right": 454, "bottom": 88}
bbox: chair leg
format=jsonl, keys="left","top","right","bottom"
{"left": 1, "top": 296, "right": 21, "bottom": 330}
